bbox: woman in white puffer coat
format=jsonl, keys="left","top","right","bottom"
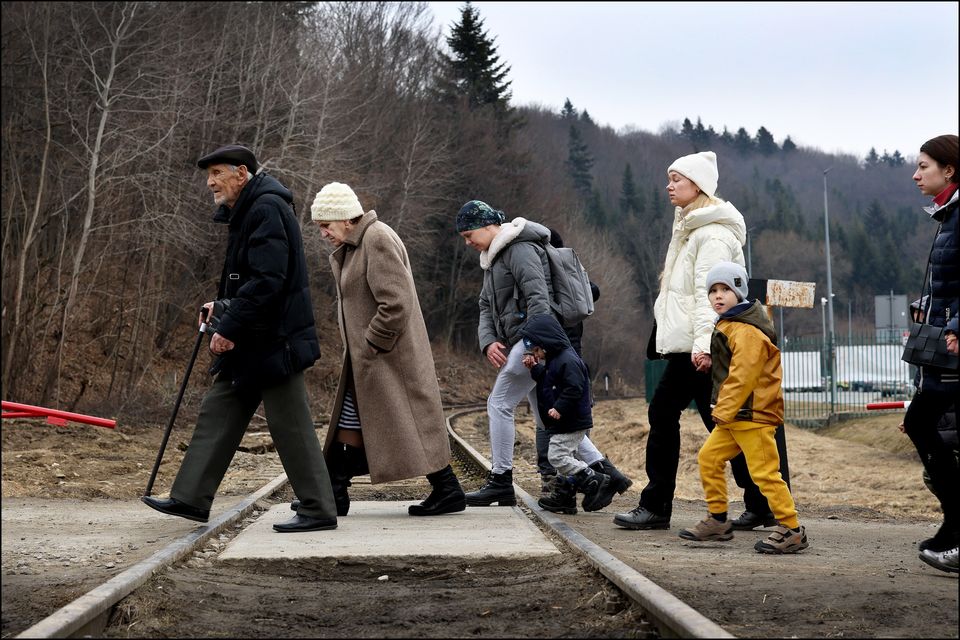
{"left": 614, "top": 151, "right": 786, "bottom": 532}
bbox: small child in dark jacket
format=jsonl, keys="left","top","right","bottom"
{"left": 520, "top": 314, "right": 617, "bottom": 514}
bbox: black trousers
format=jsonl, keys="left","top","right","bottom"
{"left": 904, "top": 386, "right": 959, "bottom": 541}
{"left": 639, "top": 354, "right": 790, "bottom": 518}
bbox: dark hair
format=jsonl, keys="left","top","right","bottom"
{"left": 920, "top": 134, "right": 959, "bottom": 183}
{"left": 548, "top": 227, "right": 564, "bottom": 249}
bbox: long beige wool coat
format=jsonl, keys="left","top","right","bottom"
{"left": 323, "top": 210, "right": 451, "bottom": 483}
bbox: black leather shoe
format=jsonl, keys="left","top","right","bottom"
{"left": 141, "top": 496, "right": 209, "bottom": 523}
{"left": 730, "top": 510, "right": 778, "bottom": 530}
{"left": 273, "top": 514, "right": 338, "bottom": 533}
{"left": 612, "top": 505, "right": 670, "bottom": 530}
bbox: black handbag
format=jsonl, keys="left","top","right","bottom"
{"left": 901, "top": 229, "right": 959, "bottom": 370}
{"left": 901, "top": 322, "right": 959, "bottom": 370}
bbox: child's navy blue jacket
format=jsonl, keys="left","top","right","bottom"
{"left": 520, "top": 315, "right": 593, "bottom": 433}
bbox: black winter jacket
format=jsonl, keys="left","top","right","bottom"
{"left": 918, "top": 189, "right": 959, "bottom": 391}
{"left": 209, "top": 172, "right": 320, "bottom": 388}
{"left": 520, "top": 314, "right": 593, "bottom": 433}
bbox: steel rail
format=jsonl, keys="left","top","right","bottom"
{"left": 446, "top": 407, "right": 734, "bottom": 639}
{"left": 16, "top": 474, "right": 289, "bottom": 639}
{"left": 18, "top": 402, "right": 731, "bottom": 639}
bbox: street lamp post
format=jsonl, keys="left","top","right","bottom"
{"left": 823, "top": 169, "right": 837, "bottom": 414}
{"left": 821, "top": 296, "right": 827, "bottom": 394}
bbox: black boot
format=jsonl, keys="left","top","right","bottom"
{"left": 538, "top": 475, "right": 577, "bottom": 514}
{"left": 574, "top": 467, "right": 616, "bottom": 512}
{"left": 408, "top": 465, "right": 467, "bottom": 516}
{"left": 540, "top": 472, "right": 558, "bottom": 497}
{"left": 329, "top": 442, "right": 367, "bottom": 516}
{"left": 464, "top": 469, "right": 517, "bottom": 506}
{"left": 589, "top": 458, "right": 633, "bottom": 494}
{"left": 292, "top": 443, "right": 366, "bottom": 515}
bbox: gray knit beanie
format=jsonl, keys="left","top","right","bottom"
{"left": 706, "top": 261, "right": 749, "bottom": 301}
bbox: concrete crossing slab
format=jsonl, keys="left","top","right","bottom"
{"left": 218, "top": 501, "right": 561, "bottom": 561}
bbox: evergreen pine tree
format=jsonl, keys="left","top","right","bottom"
{"left": 561, "top": 98, "right": 577, "bottom": 120}
{"left": 587, "top": 187, "right": 607, "bottom": 227}
{"left": 681, "top": 117, "right": 695, "bottom": 142}
{"left": 719, "top": 126, "right": 735, "bottom": 145}
{"left": 619, "top": 163, "right": 644, "bottom": 217}
{"left": 650, "top": 186, "right": 665, "bottom": 215}
{"left": 580, "top": 109, "right": 595, "bottom": 126}
{"left": 693, "top": 117, "right": 708, "bottom": 149}
{"left": 756, "top": 126, "right": 778, "bottom": 155}
{"left": 734, "top": 127, "right": 755, "bottom": 155}
{"left": 566, "top": 125, "right": 594, "bottom": 199}
{"left": 782, "top": 136, "right": 797, "bottom": 153}
{"left": 890, "top": 150, "right": 905, "bottom": 167}
{"left": 864, "top": 147, "right": 879, "bottom": 168}
{"left": 442, "top": 2, "right": 513, "bottom": 113}
{"left": 865, "top": 200, "right": 886, "bottom": 228}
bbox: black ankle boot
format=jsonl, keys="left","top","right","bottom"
{"left": 328, "top": 442, "right": 367, "bottom": 517}
{"left": 538, "top": 476, "right": 577, "bottom": 514}
{"left": 409, "top": 465, "right": 467, "bottom": 516}
{"left": 574, "top": 467, "right": 616, "bottom": 512}
{"left": 589, "top": 458, "right": 633, "bottom": 494}
{"left": 464, "top": 469, "right": 516, "bottom": 506}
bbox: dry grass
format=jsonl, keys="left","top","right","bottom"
{"left": 520, "top": 398, "right": 940, "bottom": 521}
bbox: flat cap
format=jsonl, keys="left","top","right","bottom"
{"left": 197, "top": 144, "right": 258, "bottom": 174}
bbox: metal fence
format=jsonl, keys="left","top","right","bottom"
{"left": 781, "top": 333, "right": 913, "bottom": 426}
{"left": 643, "top": 333, "right": 914, "bottom": 427}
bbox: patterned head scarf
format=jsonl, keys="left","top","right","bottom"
{"left": 456, "top": 200, "right": 506, "bottom": 232}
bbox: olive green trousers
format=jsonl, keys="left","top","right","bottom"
{"left": 171, "top": 372, "right": 336, "bottom": 519}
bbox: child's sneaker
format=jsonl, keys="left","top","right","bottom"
{"left": 754, "top": 525, "right": 809, "bottom": 554}
{"left": 678, "top": 516, "right": 734, "bottom": 541}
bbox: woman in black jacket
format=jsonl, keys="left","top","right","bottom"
{"left": 904, "top": 133, "right": 959, "bottom": 573}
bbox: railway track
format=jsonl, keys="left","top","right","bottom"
{"left": 15, "top": 405, "right": 730, "bottom": 639}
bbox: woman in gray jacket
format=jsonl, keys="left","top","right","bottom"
{"left": 456, "top": 200, "right": 630, "bottom": 506}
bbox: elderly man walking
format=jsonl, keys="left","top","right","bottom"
{"left": 141, "top": 144, "right": 339, "bottom": 532}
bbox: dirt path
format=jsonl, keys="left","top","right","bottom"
{"left": 453, "top": 401, "right": 959, "bottom": 638}
{"left": 2, "top": 400, "right": 957, "bottom": 638}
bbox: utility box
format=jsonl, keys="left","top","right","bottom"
{"left": 875, "top": 292, "right": 908, "bottom": 344}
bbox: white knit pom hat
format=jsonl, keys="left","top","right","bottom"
{"left": 667, "top": 151, "right": 719, "bottom": 197}
{"left": 311, "top": 182, "right": 364, "bottom": 221}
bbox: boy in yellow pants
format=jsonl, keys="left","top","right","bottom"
{"left": 679, "top": 261, "right": 809, "bottom": 554}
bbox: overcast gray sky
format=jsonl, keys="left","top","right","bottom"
{"left": 428, "top": 1, "right": 959, "bottom": 159}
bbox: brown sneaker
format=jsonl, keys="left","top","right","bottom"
{"left": 754, "top": 525, "right": 809, "bottom": 554}
{"left": 678, "top": 515, "right": 734, "bottom": 541}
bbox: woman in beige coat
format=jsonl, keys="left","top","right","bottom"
{"left": 307, "top": 182, "right": 466, "bottom": 517}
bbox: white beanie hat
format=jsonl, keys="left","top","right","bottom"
{"left": 311, "top": 182, "right": 364, "bottom": 221}
{"left": 667, "top": 151, "right": 719, "bottom": 197}
{"left": 706, "top": 261, "right": 749, "bottom": 302}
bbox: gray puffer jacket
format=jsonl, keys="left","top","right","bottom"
{"left": 477, "top": 218, "right": 553, "bottom": 352}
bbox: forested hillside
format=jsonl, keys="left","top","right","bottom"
{"left": 1, "top": 2, "right": 933, "bottom": 419}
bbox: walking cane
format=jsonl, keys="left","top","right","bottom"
{"left": 144, "top": 307, "right": 209, "bottom": 497}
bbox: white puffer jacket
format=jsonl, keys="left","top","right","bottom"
{"left": 653, "top": 199, "right": 747, "bottom": 355}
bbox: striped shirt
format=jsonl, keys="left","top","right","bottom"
{"left": 337, "top": 388, "right": 362, "bottom": 430}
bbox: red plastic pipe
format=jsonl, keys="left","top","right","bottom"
{"left": 1, "top": 401, "right": 116, "bottom": 429}
{"left": 866, "top": 401, "right": 910, "bottom": 410}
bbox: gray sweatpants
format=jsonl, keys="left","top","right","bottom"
{"left": 547, "top": 429, "right": 592, "bottom": 476}
{"left": 487, "top": 340, "right": 603, "bottom": 473}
